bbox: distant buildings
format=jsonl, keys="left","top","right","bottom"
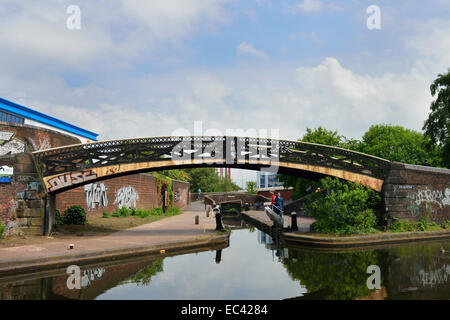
{"left": 257, "top": 171, "right": 283, "bottom": 189}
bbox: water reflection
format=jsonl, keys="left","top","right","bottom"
{"left": 0, "top": 220, "right": 449, "bottom": 300}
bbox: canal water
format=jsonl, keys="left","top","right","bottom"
{"left": 1, "top": 217, "right": 449, "bottom": 300}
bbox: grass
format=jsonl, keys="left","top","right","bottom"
{"left": 389, "top": 219, "right": 448, "bottom": 233}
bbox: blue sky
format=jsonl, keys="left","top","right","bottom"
{"left": 1, "top": 0, "right": 449, "bottom": 186}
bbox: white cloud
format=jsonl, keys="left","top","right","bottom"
{"left": 294, "top": 0, "right": 323, "bottom": 13}
{"left": 0, "top": 4, "right": 449, "bottom": 146}
{"left": 291, "top": 0, "right": 342, "bottom": 14}
{"left": 237, "top": 42, "right": 268, "bottom": 60}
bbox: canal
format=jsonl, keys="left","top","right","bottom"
{"left": 1, "top": 217, "right": 449, "bottom": 300}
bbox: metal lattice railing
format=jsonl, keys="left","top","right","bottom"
{"left": 33, "top": 136, "right": 391, "bottom": 180}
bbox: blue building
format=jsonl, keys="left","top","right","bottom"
{"left": 257, "top": 171, "right": 283, "bottom": 189}
{"left": 0, "top": 97, "right": 98, "bottom": 143}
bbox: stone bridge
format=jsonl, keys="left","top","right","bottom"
{"left": 1, "top": 135, "right": 449, "bottom": 235}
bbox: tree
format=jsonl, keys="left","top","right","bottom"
{"left": 278, "top": 126, "right": 346, "bottom": 199}
{"left": 187, "top": 168, "right": 221, "bottom": 192}
{"left": 215, "top": 177, "right": 241, "bottom": 192}
{"left": 303, "top": 177, "right": 381, "bottom": 235}
{"left": 358, "top": 124, "right": 441, "bottom": 166}
{"left": 156, "top": 169, "right": 190, "bottom": 182}
{"left": 246, "top": 181, "right": 257, "bottom": 194}
{"left": 423, "top": 70, "right": 450, "bottom": 168}
{"left": 301, "top": 126, "right": 344, "bottom": 147}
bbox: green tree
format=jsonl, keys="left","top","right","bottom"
{"left": 215, "top": 177, "right": 241, "bottom": 192}
{"left": 187, "top": 168, "right": 221, "bottom": 192}
{"left": 423, "top": 69, "right": 450, "bottom": 167}
{"left": 278, "top": 126, "right": 346, "bottom": 199}
{"left": 156, "top": 169, "right": 190, "bottom": 182}
{"left": 301, "top": 126, "right": 345, "bottom": 147}
{"left": 358, "top": 124, "right": 441, "bottom": 165}
{"left": 303, "top": 177, "right": 381, "bottom": 234}
{"left": 246, "top": 181, "right": 257, "bottom": 194}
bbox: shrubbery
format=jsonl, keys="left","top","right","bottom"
{"left": 111, "top": 206, "right": 181, "bottom": 218}
{"left": 55, "top": 209, "right": 65, "bottom": 226}
{"left": 0, "top": 221, "right": 5, "bottom": 238}
{"left": 54, "top": 206, "right": 87, "bottom": 226}
{"left": 63, "top": 205, "right": 87, "bottom": 225}
{"left": 390, "top": 218, "right": 445, "bottom": 232}
{"left": 303, "top": 177, "right": 381, "bottom": 234}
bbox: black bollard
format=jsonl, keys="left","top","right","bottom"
{"left": 215, "top": 212, "right": 224, "bottom": 231}
{"left": 291, "top": 212, "right": 298, "bottom": 231}
{"left": 215, "top": 250, "right": 222, "bottom": 264}
{"left": 195, "top": 215, "right": 199, "bottom": 225}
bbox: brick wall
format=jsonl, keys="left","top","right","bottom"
{"left": 258, "top": 190, "right": 295, "bottom": 202}
{"left": 382, "top": 163, "right": 450, "bottom": 222}
{"left": 56, "top": 174, "right": 190, "bottom": 218}
{"left": 56, "top": 174, "right": 158, "bottom": 218}
{"left": 172, "top": 179, "right": 190, "bottom": 208}
{"left": 0, "top": 122, "right": 81, "bottom": 154}
{"left": 0, "top": 123, "right": 80, "bottom": 235}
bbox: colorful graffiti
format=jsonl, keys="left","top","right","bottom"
{"left": 48, "top": 170, "right": 97, "bottom": 192}
{"left": 27, "top": 137, "right": 51, "bottom": 151}
{"left": 114, "top": 186, "right": 139, "bottom": 209}
{"left": 0, "top": 165, "right": 13, "bottom": 183}
{"left": 84, "top": 183, "right": 108, "bottom": 210}
{"left": 406, "top": 187, "right": 450, "bottom": 218}
{"left": 0, "top": 130, "right": 24, "bottom": 156}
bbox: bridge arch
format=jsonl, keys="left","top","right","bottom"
{"left": 33, "top": 136, "right": 391, "bottom": 194}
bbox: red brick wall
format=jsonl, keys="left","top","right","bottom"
{"left": 56, "top": 174, "right": 190, "bottom": 218}
{"left": 1, "top": 123, "right": 80, "bottom": 227}
{"left": 258, "top": 190, "right": 295, "bottom": 201}
{"left": 172, "top": 179, "right": 190, "bottom": 208}
{"left": 383, "top": 163, "right": 450, "bottom": 222}
{"left": 0, "top": 122, "right": 81, "bottom": 154}
{"left": 56, "top": 174, "right": 158, "bottom": 218}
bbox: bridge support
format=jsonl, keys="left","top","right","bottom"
{"left": 0, "top": 152, "right": 46, "bottom": 236}
{"left": 381, "top": 162, "right": 450, "bottom": 223}
{"left": 44, "top": 193, "right": 56, "bottom": 236}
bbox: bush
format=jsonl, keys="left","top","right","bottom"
{"left": 303, "top": 177, "right": 381, "bottom": 234}
{"left": 112, "top": 211, "right": 121, "bottom": 217}
{"left": 0, "top": 221, "right": 5, "bottom": 238}
{"left": 64, "top": 205, "right": 87, "bottom": 225}
{"left": 166, "top": 206, "right": 182, "bottom": 216}
{"left": 55, "top": 209, "right": 65, "bottom": 226}
{"left": 102, "top": 212, "right": 110, "bottom": 218}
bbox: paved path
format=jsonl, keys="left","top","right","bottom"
{"left": 0, "top": 202, "right": 219, "bottom": 273}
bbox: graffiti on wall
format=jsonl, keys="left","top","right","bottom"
{"left": 0, "top": 165, "right": 13, "bottom": 183}
{"left": 27, "top": 137, "right": 51, "bottom": 151}
{"left": 48, "top": 170, "right": 97, "bottom": 192}
{"left": 0, "top": 131, "right": 24, "bottom": 156}
{"left": 84, "top": 183, "right": 108, "bottom": 210}
{"left": 114, "top": 186, "right": 139, "bottom": 209}
{"left": 405, "top": 187, "right": 450, "bottom": 218}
